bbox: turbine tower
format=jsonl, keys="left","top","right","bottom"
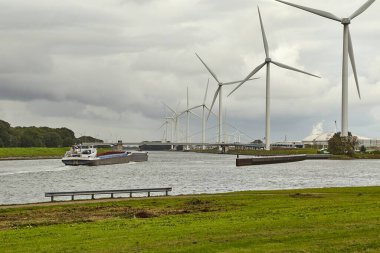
{"left": 229, "top": 6, "right": 320, "bottom": 150}
{"left": 178, "top": 87, "right": 200, "bottom": 149}
{"left": 187, "top": 79, "right": 214, "bottom": 149}
{"left": 159, "top": 119, "right": 169, "bottom": 142}
{"left": 274, "top": 0, "right": 376, "bottom": 137}
{"left": 195, "top": 53, "right": 258, "bottom": 144}
{"left": 163, "top": 103, "right": 180, "bottom": 143}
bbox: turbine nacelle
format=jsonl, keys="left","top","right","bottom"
{"left": 341, "top": 18, "right": 351, "bottom": 25}
{"left": 265, "top": 58, "right": 272, "bottom": 63}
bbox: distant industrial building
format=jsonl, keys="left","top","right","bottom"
{"left": 302, "top": 132, "right": 380, "bottom": 149}
{"left": 302, "top": 132, "right": 335, "bottom": 148}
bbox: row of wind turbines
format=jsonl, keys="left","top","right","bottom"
{"left": 161, "top": 0, "right": 375, "bottom": 150}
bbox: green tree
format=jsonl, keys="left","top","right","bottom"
{"left": 0, "top": 120, "right": 11, "bottom": 147}
{"left": 62, "top": 137, "right": 76, "bottom": 147}
{"left": 77, "top": 136, "right": 103, "bottom": 143}
{"left": 43, "top": 132, "right": 62, "bottom": 147}
{"left": 57, "top": 127, "right": 76, "bottom": 140}
{"left": 328, "top": 132, "right": 358, "bottom": 156}
{"left": 20, "top": 128, "right": 43, "bottom": 147}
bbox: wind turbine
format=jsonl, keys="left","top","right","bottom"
{"left": 195, "top": 53, "right": 259, "bottom": 144}
{"left": 163, "top": 103, "right": 180, "bottom": 143}
{"left": 159, "top": 119, "right": 169, "bottom": 142}
{"left": 186, "top": 78, "right": 215, "bottom": 149}
{"left": 229, "top": 6, "right": 320, "bottom": 150}
{"left": 274, "top": 0, "right": 375, "bottom": 138}
{"left": 178, "top": 87, "right": 200, "bottom": 150}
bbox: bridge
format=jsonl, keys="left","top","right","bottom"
{"left": 82, "top": 141, "right": 265, "bottom": 151}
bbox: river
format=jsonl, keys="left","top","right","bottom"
{"left": 0, "top": 151, "right": 379, "bottom": 205}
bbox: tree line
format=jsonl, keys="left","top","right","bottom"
{"left": 0, "top": 120, "right": 103, "bottom": 147}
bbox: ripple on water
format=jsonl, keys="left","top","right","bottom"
{"left": 0, "top": 152, "right": 380, "bottom": 204}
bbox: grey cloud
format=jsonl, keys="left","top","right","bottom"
{"left": 0, "top": 0, "right": 379, "bottom": 142}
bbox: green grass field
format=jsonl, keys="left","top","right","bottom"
{"left": 1, "top": 187, "right": 380, "bottom": 252}
{"left": 0, "top": 147, "right": 68, "bottom": 158}
{"left": 0, "top": 147, "right": 114, "bottom": 159}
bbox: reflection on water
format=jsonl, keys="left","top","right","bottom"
{"left": 0, "top": 151, "right": 380, "bottom": 205}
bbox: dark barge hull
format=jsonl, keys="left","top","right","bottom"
{"left": 236, "top": 155, "right": 307, "bottom": 167}
{"left": 236, "top": 154, "right": 331, "bottom": 167}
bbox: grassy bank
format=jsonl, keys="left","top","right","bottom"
{"left": 1, "top": 187, "right": 380, "bottom": 252}
{"left": 0, "top": 147, "right": 68, "bottom": 158}
{"left": 0, "top": 147, "right": 113, "bottom": 159}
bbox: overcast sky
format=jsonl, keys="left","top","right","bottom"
{"left": 0, "top": 0, "right": 379, "bottom": 143}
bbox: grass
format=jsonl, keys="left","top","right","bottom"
{"left": 0, "top": 147, "right": 68, "bottom": 158}
{"left": 353, "top": 153, "right": 380, "bottom": 159}
{"left": 0, "top": 147, "right": 113, "bottom": 159}
{"left": 1, "top": 187, "right": 380, "bottom": 252}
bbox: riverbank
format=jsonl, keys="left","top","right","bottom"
{"left": 1, "top": 147, "right": 380, "bottom": 160}
{"left": 1, "top": 187, "right": 379, "bottom": 252}
{"left": 0, "top": 147, "right": 113, "bottom": 160}
{"left": 0, "top": 147, "right": 67, "bottom": 159}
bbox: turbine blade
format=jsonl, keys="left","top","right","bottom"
{"left": 350, "top": 0, "right": 376, "bottom": 20}
{"left": 274, "top": 0, "right": 342, "bottom": 22}
{"left": 177, "top": 110, "right": 186, "bottom": 117}
{"left": 163, "top": 102, "right": 176, "bottom": 115}
{"left": 189, "top": 111, "right": 201, "bottom": 119}
{"left": 159, "top": 122, "right": 166, "bottom": 129}
{"left": 228, "top": 62, "right": 266, "bottom": 97}
{"left": 347, "top": 27, "right": 361, "bottom": 99}
{"left": 195, "top": 53, "right": 221, "bottom": 84}
{"left": 258, "top": 6, "right": 269, "bottom": 58}
{"left": 272, "top": 61, "right": 321, "bottom": 78}
{"left": 207, "top": 87, "right": 221, "bottom": 120}
{"left": 188, "top": 105, "right": 202, "bottom": 111}
{"left": 223, "top": 77, "right": 260, "bottom": 85}
{"left": 203, "top": 78, "right": 209, "bottom": 105}
{"left": 205, "top": 105, "right": 218, "bottom": 118}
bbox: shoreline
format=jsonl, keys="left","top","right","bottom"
{"left": 1, "top": 186, "right": 378, "bottom": 209}
{"left": 0, "top": 156, "right": 61, "bottom": 161}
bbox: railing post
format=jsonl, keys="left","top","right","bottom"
{"left": 166, "top": 190, "right": 168, "bottom": 196}
{"left": 111, "top": 193, "right": 114, "bottom": 198}
{"left": 148, "top": 192, "right": 150, "bottom": 197}
{"left": 72, "top": 195, "right": 74, "bottom": 201}
{"left": 51, "top": 196, "right": 54, "bottom": 202}
{"left": 130, "top": 192, "right": 132, "bottom": 198}
{"left": 92, "top": 194, "right": 94, "bottom": 200}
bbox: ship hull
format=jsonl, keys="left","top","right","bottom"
{"left": 62, "top": 152, "right": 148, "bottom": 166}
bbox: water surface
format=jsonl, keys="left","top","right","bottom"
{"left": 0, "top": 152, "right": 379, "bottom": 205}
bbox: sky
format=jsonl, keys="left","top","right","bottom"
{"left": 0, "top": 0, "right": 379, "bottom": 143}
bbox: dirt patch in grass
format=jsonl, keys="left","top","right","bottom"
{"left": 289, "top": 193, "right": 323, "bottom": 199}
{"left": 0, "top": 199, "right": 225, "bottom": 230}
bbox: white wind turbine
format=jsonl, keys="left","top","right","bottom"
{"left": 178, "top": 87, "right": 200, "bottom": 149}
{"left": 163, "top": 103, "right": 180, "bottom": 143}
{"left": 275, "top": 0, "right": 376, "bottom": 138}
{"left": 186, "top": 79, "right": 215, "bottom": 149}
{"left": 159, "top": 106, "right": 172, "bottom": 142}
{"left": 195, "top": 53, "right": 259, "bottom": 144}
{"left": 159, "top": 118, "right": 170, "bottom": 142}
{"left": 229, "top": 6, "right": 320, "bottom": 150}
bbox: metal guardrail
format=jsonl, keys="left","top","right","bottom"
{"left": 45, "top": 187, "right": 172, "bottom": 202}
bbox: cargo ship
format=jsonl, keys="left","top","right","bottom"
{"left": 62, "top": 145, "right": 148, "bottom": 166}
